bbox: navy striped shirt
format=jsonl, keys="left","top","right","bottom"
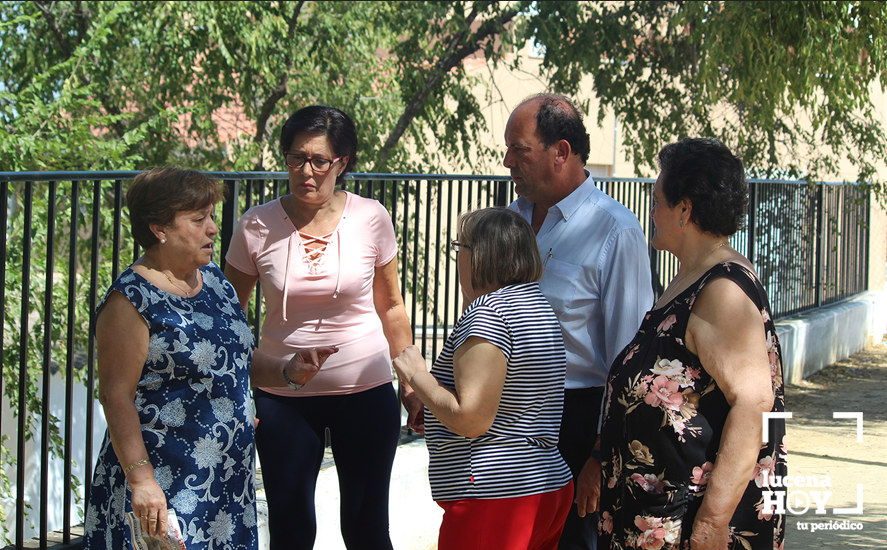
{"left": 425, "top": 282, "right": 572, "bottom": 501}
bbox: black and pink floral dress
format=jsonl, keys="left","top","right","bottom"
{"left": 599, "top": 262, "right": 787, "bottom": 550}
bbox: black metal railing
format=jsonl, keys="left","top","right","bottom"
{"left": 0, "top": 170, "right": 870, "bottom": 548}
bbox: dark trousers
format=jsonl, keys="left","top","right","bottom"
{"left": 254, "top": 383, "right": 401, "bottom": 550}
{"left": 557, "top": 386, "right": 605, "bottom": 550}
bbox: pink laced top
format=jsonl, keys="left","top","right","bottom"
{"left": 225, "top": 192, "right": 399, "bottom": 396}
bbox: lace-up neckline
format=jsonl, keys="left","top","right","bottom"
{"left": 277, "top": 193, "right": 351, "bottom": 322}
{"left": 299, "top": 231, "right": 334, "bottom": 271}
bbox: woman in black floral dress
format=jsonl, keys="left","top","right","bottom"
{"left": 597, "top": 138, "right": 786, "bottom": 550}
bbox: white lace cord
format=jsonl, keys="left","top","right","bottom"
{"left": 280, "top": 231, "right": 296, "bottom": 324}
{"left": 332, "top": 227, "right": 341, "bottom": 299}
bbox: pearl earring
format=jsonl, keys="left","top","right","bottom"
{"left": 161, "top": 238, "right": 166, "bottom": 244}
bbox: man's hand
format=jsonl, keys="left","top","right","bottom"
{"left": 574, "top": 454, "right": 601, "bottom": 518}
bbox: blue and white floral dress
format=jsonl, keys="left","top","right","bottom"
{"left": 83, "top": 262, "right": 258, "bottom": 550}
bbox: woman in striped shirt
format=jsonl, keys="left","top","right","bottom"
{"left": 393, "top": 207, "right": 573, "bottom": 550}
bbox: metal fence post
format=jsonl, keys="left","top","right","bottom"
{"left": 814, "top": 182, "right": 824, "bottom": 308}
{"left": 220, "top": 179, "right": 240, "bottom": 271}
{"left": 747, "top": 179, "right": 757, "bottom": 269}
{"left": 494, "top": 179, "right": 509, "bottom": 207}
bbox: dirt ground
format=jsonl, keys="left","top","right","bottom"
{"left": 783, "top": 336, "right": 887, "bottom": 548}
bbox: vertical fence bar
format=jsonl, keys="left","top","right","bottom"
{"left": 220, "top": 179, "right": 240, "bottom": 271}
{"left": 747, "top": 180, "right": 757, "bottom": 270}
{"left": 0, "top": 180, "right": 6, "bottom": 536}
{"left": 431, "top": 179, "right": 443, "bottom": 360}
{"left": 63, "top": 180, "right": 79, "bottom": 543}
{"left": 84, "top": 179, "right": 102, "bottom": 507}
{"left": 112, "top": 180, "right": 124, "bottom": 279}
{"left": 814, "top": 183, "right": 823, "bottom": 308}
{"left": 863, "top": 192, "right": 870, "bottom": 292}
{"left": 420, "top": 180, "right": 432, "bottom": 354}
{"left": 442, "top": 181, "right": 454, "bottom": 346}
{"left": 39, "top": 181, "right": 57, "bottom": 550}
{"left": 454, "top": 180, "right": 464, "bottom": 316}
{"left": 16, "top": 182, "right": 34, "bottom": 548}
{"left": 407, "top": 181, "right": 419, "bottom": 340}
{"left": 494, "top": 179, "right": 508, "bottom": 207}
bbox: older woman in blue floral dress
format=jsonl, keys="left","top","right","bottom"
{"left": 83, "top": 167, "right": 336, "bottom": 550}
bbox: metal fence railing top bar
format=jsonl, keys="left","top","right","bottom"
{"left": 0, "top": 171, "right": 518, "bottom": 183}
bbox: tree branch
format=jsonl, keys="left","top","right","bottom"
{"left": 34, "top": 1, "right": 73, "bottom": 56}
{"left": 252, "top": 0, "right": 305, "bottom": 169}
{"left": 374, "top": 4, "right": 523, "bottom": 172}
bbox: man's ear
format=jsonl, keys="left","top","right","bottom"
{"left": 552, "top": 139, "right": 573, "bottom": 166}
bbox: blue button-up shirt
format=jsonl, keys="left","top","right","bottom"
{"left": 511, "top": 173, "right": 654, "bottom": 388}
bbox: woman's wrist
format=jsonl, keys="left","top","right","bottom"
{"left": 124, "top": 458, "right": 151, "bottom": 476}
{"left": 282, "top": 361, "right": 305, "bottom": 390}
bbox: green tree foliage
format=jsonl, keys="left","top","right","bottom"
{"left": 530, "top": 1, "right": 887, "bottom": 195}
{"left": 1, "top": 1, "right": 529, "bottom": 174}
{"left": 1, "top": 1, "right": 403, "bottom": 171}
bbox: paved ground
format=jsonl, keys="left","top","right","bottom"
{"left": 783, "top": 336, "right": 887, "bottom": 548}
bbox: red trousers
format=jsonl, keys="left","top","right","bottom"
{"left": 436, "top": 482, "right": 574, "bottom": 550}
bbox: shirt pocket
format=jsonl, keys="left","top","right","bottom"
{"left": 540, "top": 257, "right": 583, "bottom": 312}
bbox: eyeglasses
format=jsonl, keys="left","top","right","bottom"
{"left": 450, "top": 240, "right": 471, "bottom": 252}
{"left": 283, "top": 152, "right": 344, "bottom": 173}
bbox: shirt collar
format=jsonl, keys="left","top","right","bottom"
{"left": 555, "top": 171, "right": 597, "bottom": 221}
{"left": 516, "top": 170, "right": 597, "bottom": 222}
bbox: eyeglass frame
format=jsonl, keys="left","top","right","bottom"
{"left": 450, "top": 240, "right": 471, "bottom": 253}
{"left": 283, "top": 151, "right": 345, "bottom": 173}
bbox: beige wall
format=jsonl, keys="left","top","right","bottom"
{"left": 445, "top": 45, "right": 628, "bottom": 178}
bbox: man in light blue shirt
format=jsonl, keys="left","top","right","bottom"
{"left": 505, "top": 94, "right": 654, "bottom": 550}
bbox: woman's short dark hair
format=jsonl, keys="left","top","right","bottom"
{"left": 126, "top": 167, "right": 224, "bottom": 248}
{"left": 656, "top": 137, "right": 748, "bottom": 237}
{"left": 458, "top": 208, "right": 543, "bottom": 291}
{"left": 279, "top": 105, "right": 358, "bottom": 186}
{"left": 522, "top": 93, "right": 590, "bottom": 165}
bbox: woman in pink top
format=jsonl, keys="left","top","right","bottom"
{"left": 225, "top": 106, "right": 415, "bottom": 550}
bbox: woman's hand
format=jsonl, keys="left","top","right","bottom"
{"left": 285, "top": 347, "right": 339, "bottom": 385}
{"left": 129, "top": 474, "right": 168, "bottom": 538}
{"left": 392, "top": 347, "right": 428, "bottom": 434}
{"left": 391, "top": 345, "right": 428, "bottom": 387}
{"left": 399, "top": 383, "right": 426, "bottom": 434}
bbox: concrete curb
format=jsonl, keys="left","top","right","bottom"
{"left": 776, "top": 291, "right": 887, "bottom": 384}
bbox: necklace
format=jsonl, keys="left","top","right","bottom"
{"left": 142, "top": 259, "right": 196, "bottom": 297}
{"left": 657, "top": 241, "right": 729, "bottom": 306}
